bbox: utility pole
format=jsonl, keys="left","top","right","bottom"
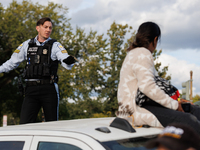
{"left": 190, "top": 71, "right": 193, "bottom": 101}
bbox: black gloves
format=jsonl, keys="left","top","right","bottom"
{"left": 63, "top": 55, "right": 75, "bottom": 65}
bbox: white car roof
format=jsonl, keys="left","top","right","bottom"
{"left": 0, "top": 117, "right": 163, "bottom": 142}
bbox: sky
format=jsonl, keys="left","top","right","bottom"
{"left": 2, "top": 0, "right": 200, "bottom": 97}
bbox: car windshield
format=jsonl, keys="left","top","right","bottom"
{"left": 101, "top": 136, "right": 156, "bottom": 150}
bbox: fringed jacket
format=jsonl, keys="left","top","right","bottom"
{"left": 117, "top": 47, "right": 178, "bottom": 127}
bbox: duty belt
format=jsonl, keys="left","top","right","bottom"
{"left": 25, "top": 79, "right": 53, "bottom": 86}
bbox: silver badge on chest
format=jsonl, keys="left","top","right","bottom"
{"left": 43, "top": 49, "right": 48, "bottom": 54}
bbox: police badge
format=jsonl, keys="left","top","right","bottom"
{"left": 43, "top": 49, "right": 48, "bottom": 55}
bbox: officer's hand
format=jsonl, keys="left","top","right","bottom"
{"left": 63, "top": 56, "right": 75, "bottom": 65}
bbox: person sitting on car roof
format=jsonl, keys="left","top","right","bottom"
{"left": 116, "top": 21, "right": 200, "bottom": 134}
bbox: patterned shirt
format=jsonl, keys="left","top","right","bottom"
{"left": 117, "top": 47, "right": 178, "bottom": 127}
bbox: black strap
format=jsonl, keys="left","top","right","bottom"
{"left": 26, "top": 79, "right": 53, "bottom": 86}
{"left": 46, "top": 39, "right": 57, "bottom": 65}
{"left": 28, "top": 38, "right": 35, "bottom": 46}
{"left": 47, "top": 39, "right": 57, "bottom": 45}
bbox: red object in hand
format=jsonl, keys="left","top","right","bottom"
{"left": 171, "top": 90, "right": 180, "bottom": 100}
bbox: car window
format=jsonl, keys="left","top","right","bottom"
{"left": 37, "top": 142, "right": 82, "bottom": 150}
{"left": 31, "top": 136, "right": 93, "bottom": 150}
{"left": 102, "top": 137, "right": 156, "bottom": 150}
{"left": 0, "top": 141, "right": 24, "bottom": 150}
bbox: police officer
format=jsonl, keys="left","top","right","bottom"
{"left": 0, "top": 17, "right": 75, "bottom": 124}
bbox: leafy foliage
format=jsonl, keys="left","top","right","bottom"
{"left": 100, "top": 23, "right": 131, "bottom": 115}
{"left": 153, "top": 49, "right": 171, "bottom": 80}
{"left": 193, "top": 94, "right": 200, "bottom": 103}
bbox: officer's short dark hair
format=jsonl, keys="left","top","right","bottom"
{"left": 36, "top": 17, "right": 53, "bottom": 26}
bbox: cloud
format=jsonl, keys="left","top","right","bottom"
{"left": 157, "top": 52, "right": 200, "bottom": 96}
{"left": 3, "top": 0, "right": 200, "bottom": 51}
{"left": 51, "top": 0, "right": 83, "bottom": 9}
{"left": 68, "top": 0, "right": 200, "bottom": 51}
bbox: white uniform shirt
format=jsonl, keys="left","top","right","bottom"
{"left": 0, "top": 36, "right": 74, "bottom": 73}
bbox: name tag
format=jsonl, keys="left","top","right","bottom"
{"left": 28, "top": 47, "right": 38, "bottom": 55}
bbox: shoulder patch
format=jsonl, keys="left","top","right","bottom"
{"left": 14, "top": 49, "right": 20, "bottom": 53}
{"left": 16, "top": 43, "right": 23, "bottom": 51}
{"left": 57, "top": 43, "right": 66, "bottom": 50}
{"left": 61, "top": 50, "right": 68, "bottom": 53}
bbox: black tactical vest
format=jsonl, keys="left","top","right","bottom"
{"left": 24, "top": 38, "right": 58, "bottom": 81}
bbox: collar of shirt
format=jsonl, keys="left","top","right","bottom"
{"left": 34, "top": 35, "right": 52, "bottom": 46}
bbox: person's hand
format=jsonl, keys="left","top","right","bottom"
{"left": 63, "top": 56, "right": 75, "bottom": 65}
{"left": 180, "top": 99, "right": 194, "bottom": 105}
{"left": 177, "top": 100, "right": 184, "bottom": 112}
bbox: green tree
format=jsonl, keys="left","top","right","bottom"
{"left": 153, "top": 49, "right": 171, "bottom": 80}
{"left": 193, "top": 94, "right": 200, "bottom": 103}
{"left": 100, "top": 22, "right": 131, "bottom": 115}
{"left": 58, "top": 27, "right": 108, "bottom": 118}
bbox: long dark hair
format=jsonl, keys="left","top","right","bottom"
{"left": 127, "top": 22, "right": 161, "bottom": 51}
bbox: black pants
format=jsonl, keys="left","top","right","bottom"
{"left": 20, "top": 84, "right": 58, "bottom": 124}
{"left": 143, "top": 104, "right": 200, "bottom": 134}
